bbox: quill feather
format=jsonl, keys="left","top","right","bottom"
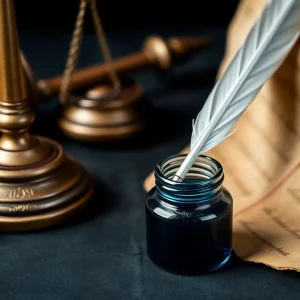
{"left": 174, "top": 0, "right": 300, "bottom": 181}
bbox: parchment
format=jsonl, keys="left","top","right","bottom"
{"left": 144, "top": 0, "right": 300, "bottom": 271}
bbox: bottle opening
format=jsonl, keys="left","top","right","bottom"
{"left": 154, "top": 154, "right": 224, "bottom": 205}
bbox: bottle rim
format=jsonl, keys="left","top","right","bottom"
{"left": 154, "top": 154, "right": 224, "bottom": 204}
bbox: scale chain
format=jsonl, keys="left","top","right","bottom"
{"left": 59, "top": 0, "right": 120, "bottom": 104}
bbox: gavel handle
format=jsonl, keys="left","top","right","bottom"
{"left": 35, "top": 36, "right": 213, "bottom": 100}
{"left": 37, "top": 52, "right": 150, "bottom": 99}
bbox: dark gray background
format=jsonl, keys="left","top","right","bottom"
{"left": 15, "top": 0, "right": 238, "bottom": 30}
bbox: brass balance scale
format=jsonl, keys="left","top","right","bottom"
{"left": 0, "top": 0, "right": 211, "bottom": 231}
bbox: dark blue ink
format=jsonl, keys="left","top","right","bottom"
{"left": 146, "top": 154, "right": 232, "bottom": 275}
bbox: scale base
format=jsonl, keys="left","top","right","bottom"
{"left": 58, "top": 78, "right": 151, "bottom": 142}
{"left": 0, "top": 136, "right": 93, "bottom": 231}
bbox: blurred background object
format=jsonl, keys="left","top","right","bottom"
{"left": 11, "top": 0, "right": 243, "bottom": 148}
{"left": 16, "top": 0, "right": 237, "bottom": 143}
{"left": 23, "top": 35, "right": 213, "bottom": 103}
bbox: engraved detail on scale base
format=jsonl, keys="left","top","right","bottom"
{"left": 9, "top": 204, "right": 36, "bottom": 212}
{"left": 3, "top": 188, "right": 34, "bottom": 199}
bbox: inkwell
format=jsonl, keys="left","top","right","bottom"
{"left": 145, "top": 0, "right": 300, "bottom": 275}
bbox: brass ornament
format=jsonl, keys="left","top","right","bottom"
{"left": 0, "top": 0, "right": 93, "bottom": 231}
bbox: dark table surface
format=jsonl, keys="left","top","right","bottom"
{"left": 3, "top": 27, "right": 299, "bottom": 300}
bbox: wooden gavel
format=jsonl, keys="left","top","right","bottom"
{"left": 22, "top": 35, "right": 212, "bottom": 103}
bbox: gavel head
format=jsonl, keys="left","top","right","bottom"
{"left": 57, "top": 77, "right": 153, "bottom": 142}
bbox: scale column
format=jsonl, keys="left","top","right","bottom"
{"left": 0, "top": 0, "right": 94, "bottom": 231}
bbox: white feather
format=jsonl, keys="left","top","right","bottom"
{"left": 174, "top": 0, "right": 300, "bottom": 181}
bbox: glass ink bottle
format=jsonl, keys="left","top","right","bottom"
{"left": 145, "top": 154, "right": 233, "bottom": 275}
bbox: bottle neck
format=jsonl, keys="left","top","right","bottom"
{"left": 154, "top": 154, "right": 224, "bottom": 208}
